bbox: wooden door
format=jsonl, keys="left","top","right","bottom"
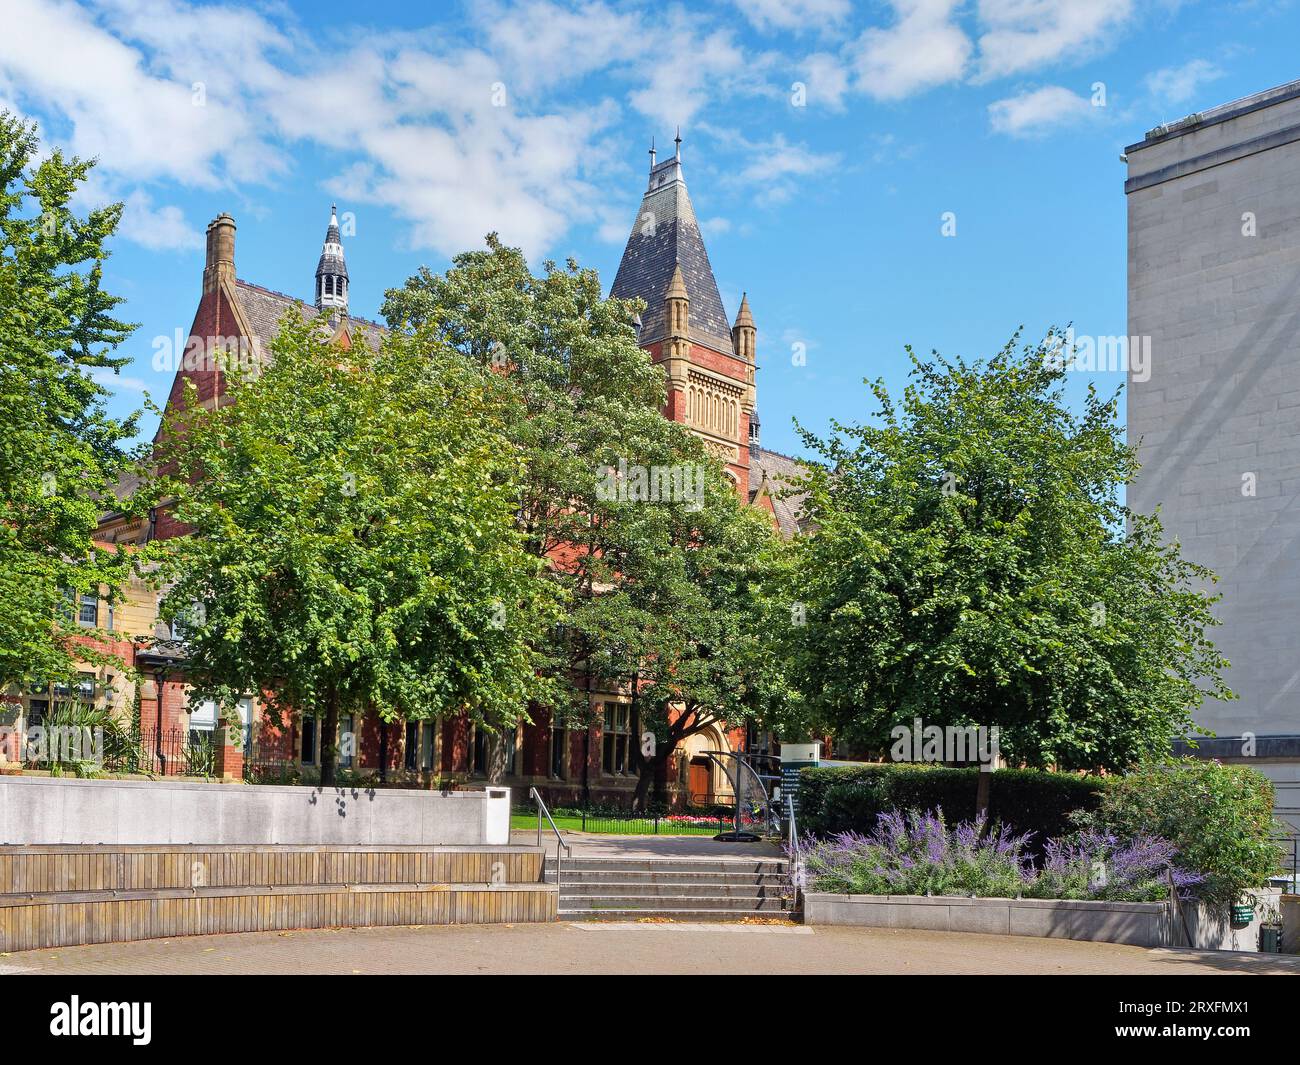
{"left": 689, "top": 759, "right": 711, "bottom": 803}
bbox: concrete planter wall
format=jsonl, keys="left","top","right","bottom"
{"left": 1177, "top": 889, "right": 1280, "bottom": 952}
{"left": 805, "top": 893, "right": 1174, "bottom": 947}
{"left": 0, "top": 775, "right": 512, "bottom": 847}
{"left": 1282, "top": 895, "right": 1300, "bottom": 954}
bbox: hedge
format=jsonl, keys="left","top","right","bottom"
{"left": 797, "top": 764, "right": 1106, "bottom": 846}
{"left": 1087, "top": 759, "right": 1286, "bottom": 906}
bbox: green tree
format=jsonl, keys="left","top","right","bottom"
{"left": 587, "top": 495, "right": 796, "bottom": 809}
{"left": 149, "top": 311, "right": 560, "bottom": 787}
{"left": 383, "top": 237, "right": 789, "bottom": 802}
{"left": 0, "top": 112, "right": 140, "bottom": 686}
{"left": 785, "top": 331, "right": 1232, "bottom": 774}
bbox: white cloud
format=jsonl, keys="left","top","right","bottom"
{"left": 119, "top": 189, "right": 203, "bottom": 251}
{"left": 988, "top": 84, "right": 1095, "bottom": 137}
{"left": 800, "top": 52, "right": 851, "bottom": 110}
{"left": 976, "top": 0, "right": 1134, "bottom": 81}
{"left": 708, "top": 129, "right": 841, "bottom": 206}
{"left": 1145, "top": 59, "right": 1224, "bottom": 107}
{"left": 734, "top": 0, "right": 851, "bottom": 34}
{"left": 477, "top": 0, "right": 642, "bottom": 92}
{"left": 88, "top": 365, "right": 149, "bottom": 393}
{"left": 627, "top": 12, "right": 756, "bottom": 127}
{"left": 849, "top": 0, "right": 972, "bottom": 101}
{"left": 1, "top": 0, "right": 629, "bottom": 260}
{"left": 0, "top": 0, "right": 281, "bottom": 188}
{"left": 14, "top": 0, "right": 1156, "bottom": 261}
{"left": 869, "top": 132, "right": 920, "bottom": 165}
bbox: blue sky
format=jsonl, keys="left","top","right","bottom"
{"left": 4, "top": 0, "right": 1299, "bottom": 457}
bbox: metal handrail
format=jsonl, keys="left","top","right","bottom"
{"left": 530, "top": 786, "right": 571, "bottom": 889}
{"left": 786, "top": 792, "right": 805, "bottom": 903}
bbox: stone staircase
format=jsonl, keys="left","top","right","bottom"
{"left": 545, "top": 855, "right": 798, "bottom": 922}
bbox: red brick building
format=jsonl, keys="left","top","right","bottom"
{"left": 91, "top": 141, "right": 805, "bottom": 804}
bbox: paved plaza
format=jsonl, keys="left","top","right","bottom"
{"left": 4, "top": 921, "right": 1298, "bottom": 976}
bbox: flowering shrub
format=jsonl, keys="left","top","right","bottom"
{"left": 802, "top": 808, "right": 1199, "bottom": 903}
{"left": 1029, "top": 830, "right": 1203, "bottom": 902}
{"left": 803, "top": 809, "right": 1032, "bottom": 899}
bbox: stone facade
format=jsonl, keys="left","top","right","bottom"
{"left": 1126, "top": 79, "right": 1300, "bottom": 825}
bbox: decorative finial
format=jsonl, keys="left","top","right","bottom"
{"left": 649, "top": 136, "right": 656, "bottom": 170}
{"left": 674, "top": 127, "right": 682, "bottom": 159}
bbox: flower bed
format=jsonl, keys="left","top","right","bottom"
{"left": 799, "top": 808, "right": 1204, "bottom": 947}
{"left": 801, "top": 808, "right": 1201, "bottom": 903}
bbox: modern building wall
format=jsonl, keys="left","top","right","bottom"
{"left": 1126, "top": 80, "right": 1300, "bottom": 828}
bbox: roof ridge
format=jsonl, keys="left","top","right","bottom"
{"left": 756, "top": 445, "right": 812, "bottom": 465}
{"left": 234, "top": 277, "right": 385, "bottom": 332}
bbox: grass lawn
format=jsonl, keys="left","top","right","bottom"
{"left": 508, "top": 812, "right": 725, "bottom": 836}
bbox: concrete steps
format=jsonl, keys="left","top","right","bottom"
{"left": 547, "top": 855, "right": 798, "bottom": 922}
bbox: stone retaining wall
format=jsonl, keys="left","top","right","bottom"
{"left": 0, "top": 775, "right": 511, "bottom": 846}
{"left": 804, "top": 893, "right": 1173, "bottom": 947}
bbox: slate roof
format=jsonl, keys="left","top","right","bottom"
{"left": 750, "top": 446, "right": 813, "bottom": 538}
{"left": 234, "top": 280, "right": 384, "bottom": 354}
{"left": 609, "top": 155, "right": 734, "bottom": 355}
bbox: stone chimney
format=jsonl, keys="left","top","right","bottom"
{"left": 203, "top": 213, "right": 236, "bottom": 294}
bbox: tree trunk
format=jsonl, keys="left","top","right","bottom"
{"left": 632, "top": 752, "right": 668, "bottom": 811}
{"left": 487, "top": 723, "right": 509, "bottom": 784}
{"left": 975, "top": 768, "right": 991, "bottom": 822}
{"left": 319, "top": 691, "right": 340, "bottom": 788}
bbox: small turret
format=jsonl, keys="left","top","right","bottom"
{"left": 315, "top": 204, "right": 349, "bottom": 314}
{"left": 732, "top": 292, "right": 755, "bottom": 362}
{"left": 665, "top": 263, "right": 689, "bottom": 336}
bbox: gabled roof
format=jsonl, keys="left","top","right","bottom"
{"left": 749, "top": 447, "right": 813, "bottom": 538}
{"left": 234, "top": 279, "right": 384, "bottom": 353}
{"left": 609, "top": 153, "right": 734, "bottom": 355}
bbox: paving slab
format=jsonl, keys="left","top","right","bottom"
{"left": 6, "top": 921, "right": 1300, "bottom": 975}
{"left": 512, "top": 830, "right": 784, "bottom": 859}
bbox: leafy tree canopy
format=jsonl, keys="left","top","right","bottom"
{"left": 0, "top": 111, "right": 140, "bottom": 686}
{"left": 384, "top": 237, "right": 792, "bottom": 799}
{"left": 784, "top": 331, "right": 1232, "bottom": 771}
{"left": 149, "top": 311, "right": 561, "bottom": 785}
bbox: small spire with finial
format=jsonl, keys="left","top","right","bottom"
{"left": 648, "top": 136, "right": 656, "bottom": 170}
{"left": 674, "top": 126, "right": 682, "bottom": 159}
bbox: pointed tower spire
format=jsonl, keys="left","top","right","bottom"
{"left": 732, "top": 292, "right": 757, "bottom": 425}
{"left": 315, "top": 203, "right": 349, "bottom": 314}
{"left": 648, "top": 136, "right": 656, "bottom": 171}
{"left": 609, "top": 133, "right": 757, "bottom": 500}
{"left": 610, "top": 136, "right": 730, "bottom": 354}
{"left": 665, "top": 263, "right": 688, "bottom": 303}
{"left": 734, "top": 292, "right": 754, "bottom": 331}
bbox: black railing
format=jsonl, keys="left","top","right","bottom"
{"left": 578, "top": 809, "right": 732, "bottom": 835}
{"left": 1273, "top": 834, "right": 1298, "bottom": 887}
{"left": 242, "top": 739, "right": 299, "bottom": 784}
{"left": 22, "top": 726, "right": 211, "bottom": 777}
{"left": 516, "top": 806, "right": 769, "bottom": 836}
